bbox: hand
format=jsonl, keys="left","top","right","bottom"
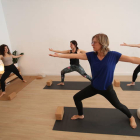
{"left": 20, "top": 53, "right": 24, "bottom": 57}
{"left": 49, "top": 48, "right": 53, "bottom": 51}
{"left": 49, "top": 53, "right": 59, "bottom": 57}
{"left": 120, "top": 43, "right": 127, "bottom": 46}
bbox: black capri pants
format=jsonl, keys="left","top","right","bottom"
{"left": 1, "top": 64, "right": 23, "bottom": 92}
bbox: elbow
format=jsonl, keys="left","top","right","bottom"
{"left": 131, "top": 57, "right": 140, "bottom": 64}
{"left": 130, "top": 57, "right": 135, "bottom": 64}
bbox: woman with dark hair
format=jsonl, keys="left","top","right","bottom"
{"left": 0, "top": 44, "right": 26, "bottom": 98}
{"left": 49, "top": 34, "right": 138, "bottom": 129}
{"left": 121, "top": 43, "right": 140, "bottom": 86}
{"left": 49, "top": 40, "right": 92, "bottom": 85}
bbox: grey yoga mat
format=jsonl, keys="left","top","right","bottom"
{"left": 53, "top": 107, "right": 140, "bottom": 136}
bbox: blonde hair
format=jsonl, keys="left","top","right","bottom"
{"left": 92, "top": 33, "right": 110, "bottom": 55}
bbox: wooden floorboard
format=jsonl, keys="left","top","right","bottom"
{"left": 0, "top": 75, "right": 140, "bottom": 140}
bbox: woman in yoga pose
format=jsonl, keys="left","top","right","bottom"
{"left": 49, "top": 34, "right": 138, "bottom": 129}
{"left": 49, "top": 40, "right": 92, "bottom": 85}
{"left": 121, "top": 43, "right": 140, "bottom": 86}
{"left": 0, "top": 44, "right": 27, "bottom": 98}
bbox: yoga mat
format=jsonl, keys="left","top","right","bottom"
{"left": 53, "top": 107, "right": 140, "bottom": 136}
{"left": 120, "top": 82, "right": 140, "bottom": 91}
{"left": 44, "top": 81, "right": 91, "bottom": 90}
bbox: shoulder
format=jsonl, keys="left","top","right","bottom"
{"left": 109, "top": 51, "right": 121, "bottom": 54}
{"left": 86, "top": 51, "right": 96, "bottom": 56}
{"left": 108, "top": 51, "right": 122, "bottom": 63}
{"left": 78, "top": 49, "right": 86, "bottom": 53}
{"left": 0, "top": 55, "right": 3, "bottom": 59}
{"left": 108, "top": 51, "right": 121, "bottom": 56}
{"left": 77, "top": 49, "right": 81, "bottom": 53}
{"left": 86, "top": 51, "right": 96, "bottom": 61}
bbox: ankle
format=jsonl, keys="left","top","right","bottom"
{"left": 129, "top": 116, "right": 134, "bottom": 121}
{"left": 78, "top": 115, "right": 84, "bottom": 117}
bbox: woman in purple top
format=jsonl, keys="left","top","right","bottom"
{"left": 49, "top": 33, "right": 138, "bottom": 129}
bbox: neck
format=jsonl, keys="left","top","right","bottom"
{"left": 72, "top": 47, "right": 76, "bottom": 52}
{"left": 97, "top": 51, "right": 104, "bottom": 56}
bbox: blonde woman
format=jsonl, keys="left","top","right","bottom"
{"left": 49, "top": 33, "right": 139, "bottom": 129}
{"left": 121, "top": 43, "right": 140, "bottom": 86}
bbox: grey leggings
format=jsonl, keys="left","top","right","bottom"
{"left": 61, "top": 65, "right": 92, "bottom": 82}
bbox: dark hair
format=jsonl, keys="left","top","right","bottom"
{"left": 0, "top": 44, "right": 11, "bottom": 56}
{"left": 70, "top": 40, "right": 79, "bottom": 52}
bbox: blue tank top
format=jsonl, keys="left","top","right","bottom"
{"left": 86, "top": 51, "right": 122, "bottom": 90}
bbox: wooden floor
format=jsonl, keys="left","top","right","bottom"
{"left": 0, "top": 75, "right": 140, "bottom": 140}
{"left": 0, "top": 76, "right": 36, "bottom": 101}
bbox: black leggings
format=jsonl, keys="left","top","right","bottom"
{"left": 1, "top": 64, "right": 23, "bottom": 92}
{"left": 73, "top": 84, "right": 132, "bottom": 118}
{"left": 132, "top": 65, "right": 140, "bottom": 82}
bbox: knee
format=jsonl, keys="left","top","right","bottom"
{"left": 73, "top": 95, "right": 76, "bottom": 101}
{"left": 1, "top": 78, "right": 5, "bottom": 83}
{"left": 73, "top": 94, "right": 78, "bottom": 102}
{"left": 134, "top": 69, "right": 139, "bottom": 74}
{"left": 61, "top": 70, "right": 65, "bottom": 75}
{"left": 82, "top": 73, "right": 87, "bottom": 77}
{"left": 73, "top": 94, "right": 81, "bottom": 103}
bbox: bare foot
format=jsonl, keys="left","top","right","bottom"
{"left": 0, "top": 92, "right": 6, "bottom": 98}
{"left": 129, "top": 116, "right": 137, "bottom": 129}
{"left": 22, "top": 80, "right": 27, "bottom": 83}
{"left": 57, "top": 82, "right": 64, "bottom": 86}
{"left": 71, "top": 115, "right": 84, "bottom": 120}
{"left": 127, "top": 82, "right": 135, "bottom": 86}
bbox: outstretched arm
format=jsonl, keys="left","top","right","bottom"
{"left": 120, "top": 43, "right": 140, "bottom": 48}
{"left": 49, "top": 53, "right": 88, "bottom": 60}
{"left": 12, "top": 55, "right": 23, "bottom": 58}
{"left": 49, "top": 48, "right": 70, "bottom": 54}
{"left": 119, "top": 55, "right": 140, "bottom": 64}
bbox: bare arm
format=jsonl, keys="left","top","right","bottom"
{"left": 119, "top": 55, "right": 140, "bottom": 64}
{"left": 120, "top": 43, "right": 140, "bottom": 48}
{"left": 49, "top": 53, "right": 88, "bottom": 60}
{"left": 79, "top": 49, "right": 87, "bottom": 54}
{"left": 12, "top": 55, "right": 23, "bottom": 58}
{"left": 49, "top": 48, "right": 70, "bottom": 54}
{"left": 0, "top": 55, "right": 3, "bottom": 60}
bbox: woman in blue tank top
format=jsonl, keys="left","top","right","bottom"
{"left": 49, "top": 33, "right": 139, "bottom": 129}
{"left": 49, "top": 40, "right": 92, "bottom": 86}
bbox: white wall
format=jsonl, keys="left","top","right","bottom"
{"left": 0, "top": 0, "right": 11, "bottom": 54}
{"left": 1, "top": 0, "right": 140, "bottom": 76}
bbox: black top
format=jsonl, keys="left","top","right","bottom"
{"left": 70, "top": 50, "right": 79, "bottom": 65}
